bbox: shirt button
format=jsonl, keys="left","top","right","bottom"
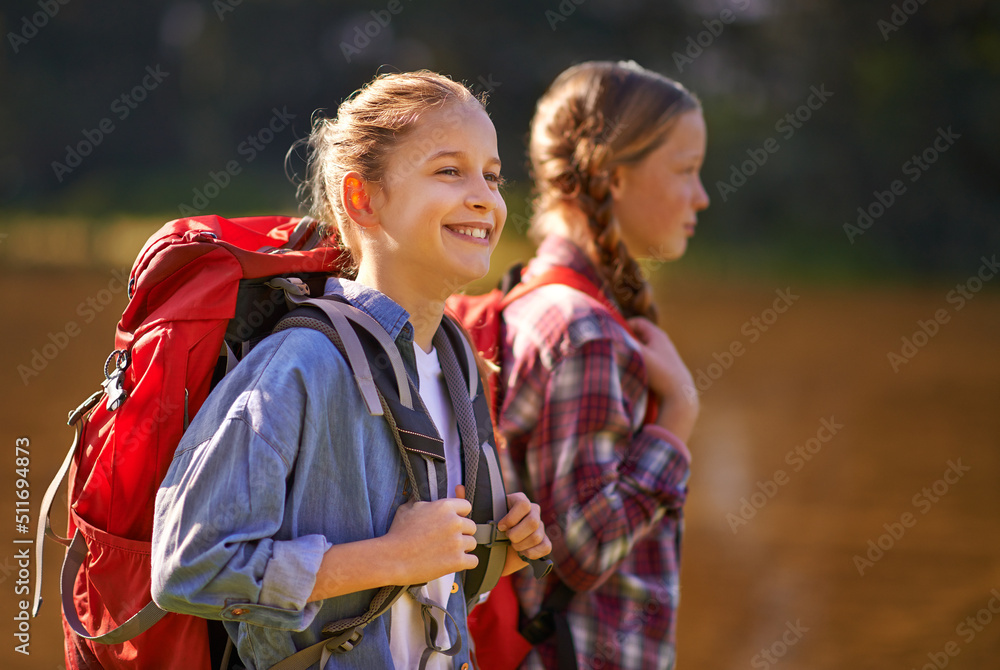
{"left": 451, "top": 582, "right": 459, "bottom": 594}
{"left": 231, "top": 608, "right": 248, "bottom": 616}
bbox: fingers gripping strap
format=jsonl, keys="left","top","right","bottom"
{"left": 473, "top": 444, "right": 511, "bottom": 601}
{"left": 59, "top": 531, "right": 167, "bottom": 643}
{"left": 271, "top": 390, "right": 420, "bottom": 670}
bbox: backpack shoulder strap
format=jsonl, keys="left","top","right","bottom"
{"left": 500, "top": 264, "right": 658, "bottom": 425}
{"left": 501, "top": 266, "right": 633, "bottom": 334}
{"left": 269, "top": 307, "right": 420, "bottom": 670}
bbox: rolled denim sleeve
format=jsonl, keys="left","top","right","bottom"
{"left": 151, "top": 334, "right": 332, "bottom": 631}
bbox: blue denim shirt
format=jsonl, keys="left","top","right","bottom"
{"left": 151, "top": 278, "right": 472, "bottom": 669}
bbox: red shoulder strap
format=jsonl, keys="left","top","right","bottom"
{"left": 501, "top": 266, "right": 633, "bottom": 334}
{"left": 501, "top": 265, "right": 660, "bottom": 425}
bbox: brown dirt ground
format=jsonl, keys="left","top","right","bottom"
{"left": 1, "top": 264, "right": 998, "bottom": 669}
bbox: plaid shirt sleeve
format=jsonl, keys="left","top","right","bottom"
{"left": 500, "top": 292, "right": 690, "bottom": 593}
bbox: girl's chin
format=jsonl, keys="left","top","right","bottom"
{"left": 435, "top": 262, "right": 490, "bottom": 293}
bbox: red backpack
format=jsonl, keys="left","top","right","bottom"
{"left": 33, "top": 215, "right": 348, "bottom": 670}
{"left": 446, "top": 263, "right": 640, "bottom": 670}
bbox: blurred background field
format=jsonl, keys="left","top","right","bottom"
{"left": 2, "top": 1, "right": 999, "bottom": 669}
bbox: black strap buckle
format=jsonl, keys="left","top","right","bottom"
{"left": 520, "top": 610, "right": 556, "bottom": 645}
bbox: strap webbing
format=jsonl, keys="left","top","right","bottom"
{"left": 269, "top": 315, "right": 420, "bottom": 670}
{"left": 222, "top": 341, "right": 238, "bottom": 375}
{"left": 286, "top": 295, "right": 413, "bottom": 412}
{"left": 59, "top": 530, "right": 168, "bottom": 643}
{"left": 475, "top": 445, "right": 510, "bottom": 600}
{"left": 32, "top": 426, "right": 78, "bottom": 617}
{"left": 407, "top": 586, "right": 463, "bottom": 670}
{"left": 433, "top": 327, "right": 480, "bottom": 505}
{"left": 500, "top": 266, "right": 632, "bottom": 334}
{"left": 33, "top": 389, "right": 103, "bottom": 618}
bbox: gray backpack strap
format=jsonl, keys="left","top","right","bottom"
{"left": 406, "top": 586, "right": 463, "bottom": 670}
{"left": 470, "top": 444, "right": 513, "bottom": 602}
{"left": 268, "top": 585, "right": 408, "bottom": 670}
{"left": 59, "top": 530, "right": 168, "bottom": 644}
{"left": 32, "top": 390, "right": 102, "bottom": 618}
{"left": 269, "top": 311, "right": 426, "bottom": 670}
{"left": 432, "top": 326, "right": 481, "bottom": 504}
{"left": 37, "top": 395, "right": 172, "bottom": 644}
{"left": 284, "top": 294, "right": 414, "bottom": 413}
{"left": 433, "top": 321, "right": 512, "bottom": 605}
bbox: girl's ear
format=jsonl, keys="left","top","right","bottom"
{"left": 608, "top": 165, "right": 625, "bottom": 201}
{"left": 342, "top": 172, "right": 378, "bottom": 228}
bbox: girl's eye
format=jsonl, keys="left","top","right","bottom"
{"left": 485, "top": 172, "right": 506, "bottom": 186}
{"left": 438, "top": 167, "right": 460, "bottom": 177}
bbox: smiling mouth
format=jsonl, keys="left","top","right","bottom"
{"left": 445, "top": 225, "right": 490, "bottom": 241}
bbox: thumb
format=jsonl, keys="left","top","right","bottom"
{"left": 627, "top": 316, "right": 651, "bottom": 340}
{"left": 454, "top": 484, "right": 466, "bottom": 500}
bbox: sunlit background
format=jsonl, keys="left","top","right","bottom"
{"left": 2, "top": 2, "right": 998, "bottom": 668}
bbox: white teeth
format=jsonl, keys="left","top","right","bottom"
{"left": 454, "top": 227, "right": 487, "bottom": 239}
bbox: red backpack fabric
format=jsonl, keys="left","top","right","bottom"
{"left": 446, "top": 265, "right": 641, "bottom": 670}
{"left": 35, "top": 215, "right": 346, "bottom": 670}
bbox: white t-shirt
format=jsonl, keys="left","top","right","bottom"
{"left": 389, "top": 344, "right": 463, "bottom": 669}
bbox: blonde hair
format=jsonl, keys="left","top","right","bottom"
{"left": 293, "top": 70, "right": 484, "bottom": 274}
{"left": 529, "top": 60, "right": 700, "bottom": 321}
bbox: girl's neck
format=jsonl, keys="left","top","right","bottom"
{"left": 536, "top": 204, "right": 603, "bottom": 268}
{"left": 355, "top": 264, "right": 446, "bottom": 353}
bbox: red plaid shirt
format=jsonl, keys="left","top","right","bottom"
{"left": 498, "top": 236, "right": 691, "bottom": 670}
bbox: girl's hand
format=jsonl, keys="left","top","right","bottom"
{"left": 384, "top": 496, "right": 479, "bottom": 585}
{"left": 456, "top": 486, "right": 552, "bottom": 576}
{"left": 499, "top": 490, "right": 551, "bottom": 554}
{"left": 627, "top": 317, "right": 700, "bottom": 441}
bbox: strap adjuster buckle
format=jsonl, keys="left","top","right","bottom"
{"left": 475, "top": 520, "right": 510, "bottom": 548}
{"left": 326, "top": 628, "right": 364, "bottom": 653}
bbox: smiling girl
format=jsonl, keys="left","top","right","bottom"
{"left": 151, "top": 71, "right": 551, "bottom": 670}
{"left": 496, "top": 61, "right": 709, "bottom": 669}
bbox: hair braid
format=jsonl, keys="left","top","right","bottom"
{"left": 529, "top": 61, "right": 699, "bottom": 324}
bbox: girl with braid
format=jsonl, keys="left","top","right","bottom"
{"left": 497, "top": 61, "right": 708, "bottom": 669}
